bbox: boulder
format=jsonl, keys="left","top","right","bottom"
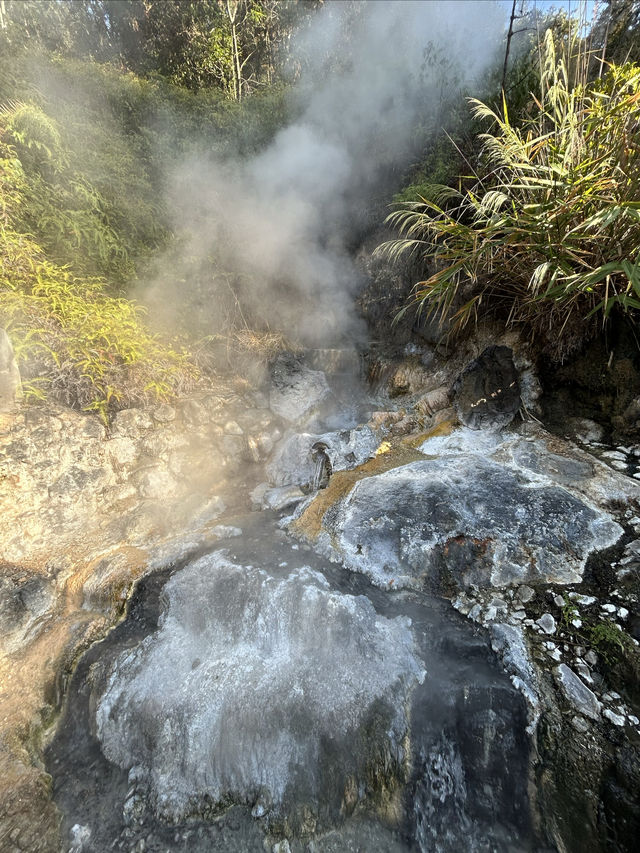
{"left": 292, "top": 426, "right": 632, "bottom": 591}
{"left": 452, "top": 345, "right": 520, "bottom": 430}
{"left": 267, "top": 426, "right": 379, "bottom": 489}
{"left": 553, "top": 664, "right": 601, "bottom": 721}
{"left": 268, "top": 355, "right": 330, "bottom": 424}
{"left": 95, "top": 553, "right": 424, "bottom": 824}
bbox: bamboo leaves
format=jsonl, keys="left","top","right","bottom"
{"left": 377, "top": 43, "right": 640, "bottom": 358}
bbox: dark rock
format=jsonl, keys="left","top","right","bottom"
{"left": 268, "top": 354, "right": 330, "bottom": 424}
{"left": 452, "top": 346, "right": 520, "bottom": 430}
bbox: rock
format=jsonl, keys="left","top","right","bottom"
{"left": 223, "top": 420, "right": 244, "bottom": 436}
{"left": 300, "top": 449, "right": 623, "bottom": 590}
{"left": 95, "top": 553, "right": 424, "bottom": 823}
{"left": 209, "top": 525, "right": 242, "bottom": 539}
{"left": 268, "top": 357, "right": 330, "bottom": 424}
{"left": 111, "top": 408, "right": 154, "bottom": 435}
{"left": 267, "top": 426, "right": 378, "bottom": 490}
{"left": 387, "top": 361, "right": 434, "bottom": 397}
{"left": 135, "top": 467, "right": 177, "bottom": 501}
{"left": 571, "top": 716, "right": 590, "bottom": 734}
{"left": 553, "top": 664, "right": 601, "bottom": 720}
{"left": 536, "top": 614, "right": 557, "bottom": 634}
{"left": 567, "top": 418, "right": 604, "bottom": 444}
{"left": 518, "top": 585, "right": 535, "bottom": 604}
{"left": 250, "top": 482, "right": 270, "bottom": 509}
{"left": 0, "top": 328, "right": 21, "bottom": 412}
{"left": 574, "top": 659, "right": 593, "bottom": 685}
{"left": 603, "top": 709, "right": 626, "bottom": 727}
{"left": 262, "top": 485, "right": 306, "bottom": 511}
{"left": 273, "top": 842, "right": 291, "bottom": 853}
{"left": 415, "top": 386, "right": 451, "bottom": 417}
{"left": 69, "top": 823, "right": 91, "bottom": 852}
{"left": 451, "top": 346, "right": 520, "bottom": 430}
{"left": 569, "top": 593, "right": 597, "bottom": 606}
{"left": 152, "top": 404, "right": 176, "bottom": 423}
{"left": 490, "top": 623, "right": 540, "bottom": 732}
{"left": 584, "top": 649, "right": 598, "bottom": 666}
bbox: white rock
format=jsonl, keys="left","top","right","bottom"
{"left": 601, "top": 603, "right": 617, "bottom": 613}
{"left": 224, "top": 420, "right": 244, "bottom": 436}
{"left": 96, "top": 554, "right": 425, "bottom": 821}
{"left": 553, "top": 664, "right": 601, "bottom": 720}
{"left": 602, "top": 450, "right": 627, "bottom": 461}
{"left": 518, "top": 585, "right": 535, "bottom": 603}
{"left": 603, "top": 709, "right": 625, "bottom": 727}
{"left": 536, "top": 613, "right": 556, "bottom": 635}
{"left": 571, "top": 716, "right": 589, "bottom": 734}
{"left": 574, "top": 660, "right": 593, "bottom": 685}
{"left": 262, "top": 485, "right": 306, "bottom": 512}
{"left": 569, "top": 593, "right": 597, "bottom": 606}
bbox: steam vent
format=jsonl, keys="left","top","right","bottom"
{"left": 1, "top": 2, "right": 640, "bottom": 853}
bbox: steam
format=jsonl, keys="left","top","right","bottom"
{"left": 143, "top": 0, "right": 506, "bottom": 348}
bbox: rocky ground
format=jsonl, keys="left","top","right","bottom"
{"left": 0, "top": 382, "right": 288, "bottom": 852}
{"left": 1, "top": 330, "right": 639, "bottom": 852}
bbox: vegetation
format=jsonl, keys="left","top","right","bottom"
{"left": 0, "top": 126, "right": 196, "bottom": 421}
{"left": 380, "top": 30, "right": 640, "bottom": 359}
{"left": 0, "top": 1, "right": 307, "bottom": 420}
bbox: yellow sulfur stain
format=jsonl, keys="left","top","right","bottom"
{"left": 291, "top": 419, "right": 456, "bottom": 542}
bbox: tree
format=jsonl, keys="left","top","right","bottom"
{"left": 592, "top": 0, "right": 640, "bottom": 68}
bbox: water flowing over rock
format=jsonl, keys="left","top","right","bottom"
{"left": 95, "top": 552, "right": 425, "bottom": 825}
{"left": 292, "top": 426, "right": 631, "bottom": 590}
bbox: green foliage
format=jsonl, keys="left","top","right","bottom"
{"left": 560, "top": 595, "right": 580, "bottom": 628}
{"left": 0, "top": 95, "right": 197, "bottom": 420}
{"left": 585, "top": 620, "right": 635, "bottom": 666}
{"left": 0, "top": 218, "right": 197, "bottom": 421}
{"left": 379, "top": 34, "right": 640, "bottom": 359}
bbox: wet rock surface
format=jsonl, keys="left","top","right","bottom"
{"left": 3, "top": 335, "right": 640, "bottom": 853}
{"left": 95, "top": 552, "right": 424, "bottom": 825}
{"left": 452, "top": 345, "right": 521, "bottom": 430}
{"left": 293, "top": 426, "right": 628, "bottom": 591}
{"left": 47, "top": 516, "right": 534, "bottom": 853}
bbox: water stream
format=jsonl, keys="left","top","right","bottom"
{"left": 46, "top": 372, "right": 536, "bottom": 853}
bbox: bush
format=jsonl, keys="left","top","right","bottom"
{"left": 379, "top": 33, "right": 640, "bottom": 359}
{"left": 0, "top": 144, "right": 197, "bottom": 421}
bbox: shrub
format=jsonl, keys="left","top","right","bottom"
{"left": 379, "top": 33, "right": 640, "bottom": 359}
{"left": 0, "top": 144, "right": 197, "bottom": 421}
{"left": 0, "top": 225, "right": 198, "bottom": 421}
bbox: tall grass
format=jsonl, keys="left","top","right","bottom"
{"left": 379, "top": 31, "right": 640, "bottom": 358}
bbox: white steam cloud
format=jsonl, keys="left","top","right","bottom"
{"left": 144, "top": 0, "right": 505, "bottom": 348}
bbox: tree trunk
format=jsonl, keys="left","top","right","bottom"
{"left": 502, "top": 0, "right": 518, "bottom": 93}
{"left": 225, "top": 0, "right": 243, "bottom": 101}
